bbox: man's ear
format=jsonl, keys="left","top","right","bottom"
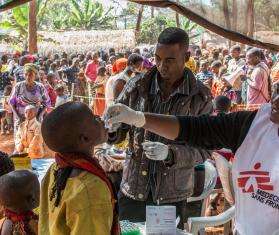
{"left": 79, "top": 134, "right": 90, "bottom": 144}
{"left": 185, "top": 51, "right": 191, "bottom": 63}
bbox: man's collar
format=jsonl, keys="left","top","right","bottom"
{"left": 150, "top": 69, "right": 190, "bottom": 96}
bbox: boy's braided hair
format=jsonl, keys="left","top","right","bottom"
{"left": 50, "top": 167, "right": 73, "bottom": 207}
{"left": 0, "top": 151, "right": 15, "bottom": 177}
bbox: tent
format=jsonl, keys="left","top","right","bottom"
{"left": 1, "top": 0, "right": 279, "bottom": 51}
{"left": 129, "top": 0, "right": 279, "bottom": 51}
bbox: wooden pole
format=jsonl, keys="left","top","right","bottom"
{"left": 28, "top": 0, "right": 38, "bottom": 54}
{"left": 247, "top": 0, "right": 255, "bottom": 38}
{"left": 175, "top": 0, "right": 180, "bottom": 27}
{"left": 135, "top": 5, "right": 144, "bottom": 41}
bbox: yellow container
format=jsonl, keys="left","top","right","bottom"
{"left": 10, "top": 153, "right": 31, "bottom": 170}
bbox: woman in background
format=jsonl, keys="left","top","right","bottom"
{"left": 93, "top": 67, "right": 108, "bottom": 116}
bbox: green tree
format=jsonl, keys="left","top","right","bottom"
{"left": 68, "top": 0, "right": 115, "bottom": 30}
{"left": 138, "top": 15, "right": 203, "bottom": 44}
{"left": 0, "top": 0, "right": 49, "bottom": 48}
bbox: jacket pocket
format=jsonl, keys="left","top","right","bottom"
{"left": 174, "top": 168, "right": 194, "bottom": 192}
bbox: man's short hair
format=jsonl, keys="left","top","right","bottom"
{"left": 127, "top": 53, "right": 143, "bottom": 66}
{"left": 158, "top": 27, "right": 189, "bottom": 48}
{"left": 211, "top": 60, "right": 222, "bottom": 68}
{"left": 247, "top": 48, "right": 262, "bottom": 58}
{"left": 213, "top": 95, "right": 231, "bottom": 113}
{"left": 230, "top": 45, "right": 241, "bottom": 52}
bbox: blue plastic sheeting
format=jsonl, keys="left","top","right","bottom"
{"left": 31, "top": 158, "right": 55, "bottom": 183}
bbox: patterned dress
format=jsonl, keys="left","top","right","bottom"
{"left": 9, "top": 81, "right": 50, "bottom": 131}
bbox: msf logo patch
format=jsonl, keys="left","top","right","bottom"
{"left": 237, "top": 162, "right": 274, "bottom": 193}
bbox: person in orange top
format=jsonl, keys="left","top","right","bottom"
{"left": 111, "top": 58, "right": 128, "bottom": 75}
{"left": 93, "top": 67, "right": 108, "bottom": 117}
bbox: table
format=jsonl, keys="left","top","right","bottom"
{"left": 136, "top": 223, "right": 192, "bottom": 235}
{"left": 31, "top": 158, "right": 55, "bottom": 183}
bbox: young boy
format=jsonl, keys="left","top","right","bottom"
{"left": 196, "top": 60, "right": 214, "bottom": 88}
{"left": 39, "top": 102, "right": 119, "bottom": 235}
{"left": 212, "top": 95, "right": 232, "bottom": 115}
{"left": 15, "top": 105, "right": 48, "bottom": 159}
{"left": 54, "top": 85, "right": 69, "bottom": 108}
{"left": 0, "top": 170, "right": 40, "bottom": 235}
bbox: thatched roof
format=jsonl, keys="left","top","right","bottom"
{"left": 38, "top": 30, "right": 136, "bottom": 55}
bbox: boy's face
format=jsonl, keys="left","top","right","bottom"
{"left": 80, "top": 114, "right": 108, "bottom": 154}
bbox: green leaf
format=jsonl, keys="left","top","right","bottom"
{"left": 0, "top": 21, "right": 14, "bottom": 29}
{"left": 12, "top": 6, "right": 28, "bottom": 27}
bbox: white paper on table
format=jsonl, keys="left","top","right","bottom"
{"left": 146, "top": 206, "right": 176, "bottom": 235}
{"left": 224, "top": 67, "right": 245, "bottom": 87}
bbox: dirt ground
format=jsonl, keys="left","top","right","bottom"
{"left": 0, "top": 133, "right": 14, "bottom": 154}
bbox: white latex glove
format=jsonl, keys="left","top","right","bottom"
{"left": 104, "top": 103, "right": 146, "bottom": 128}
{"left": 142, "top": 141, "right": 169, "bottom": 161}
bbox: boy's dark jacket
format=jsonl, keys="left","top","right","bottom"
{"left": 109, "top": 66, "right": 212, "bottom": 203}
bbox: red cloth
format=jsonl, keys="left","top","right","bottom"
{"left": 112, "top": 58, "right": 127, "bottom": 74}
{"left": 3, "top": 209, "right": 38, "bottom": 234}
{"left": 45, "top": 84, "right": 57, "bottom": 107}
{"left": 55, "top": 152, "right": 120, "bottom": 235}
{"left": 85, "top": 61, "right": 98, "bottom": 82}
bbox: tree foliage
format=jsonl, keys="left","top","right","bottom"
{"left": 138, "top": 15, "right": 203, "bottom": 44}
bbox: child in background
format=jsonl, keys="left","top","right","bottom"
{"left": 212, "top": 95, "right": 232, "bottom": 115}
{"left": 93, "top": 66, "right": 108, "bottom": 116}
{"left": 1, "top": 86, "right": 13, "bottom": 135}
{"left": 0, "top": 170, "right": 40, "bottom": 235}
{"left": 74, "top": 70, "right": 88, "bottom": 104}
{"left": 39, "top": 102, "right": 119, "bottom": 235}
{"left": 45, "top": 73, "right": 57, "bottom": 107}
{"left": 196, "top": 60, "right": 214, "bottom": 88}
{"left": 55, "top": 85, "right": 69, "bottom": 108}
{"left": 15, "top": 105, "right": 53, "bottom": 159}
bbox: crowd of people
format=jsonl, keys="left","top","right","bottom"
{"left": 0, "top": 26, "right": 278, "bottom": 235}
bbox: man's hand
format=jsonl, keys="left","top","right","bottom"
{"left": 142, "top": 141, "right": 169, "bottom": 161}
{"left": 105, "top": 103, "right": 145, "bottom": 128}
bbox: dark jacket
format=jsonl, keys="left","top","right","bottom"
{"left": 109, "top": 66, "right": 212, "bottom": 204}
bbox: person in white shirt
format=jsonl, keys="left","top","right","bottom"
{"left": 105, "top": 83, "right": 279, "bottom": 235}
{"left": 246, "top": 48, "right": 270, "bottom": 105}
{"left": 55, "top": 85, "right": 69, "bottom": 108}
